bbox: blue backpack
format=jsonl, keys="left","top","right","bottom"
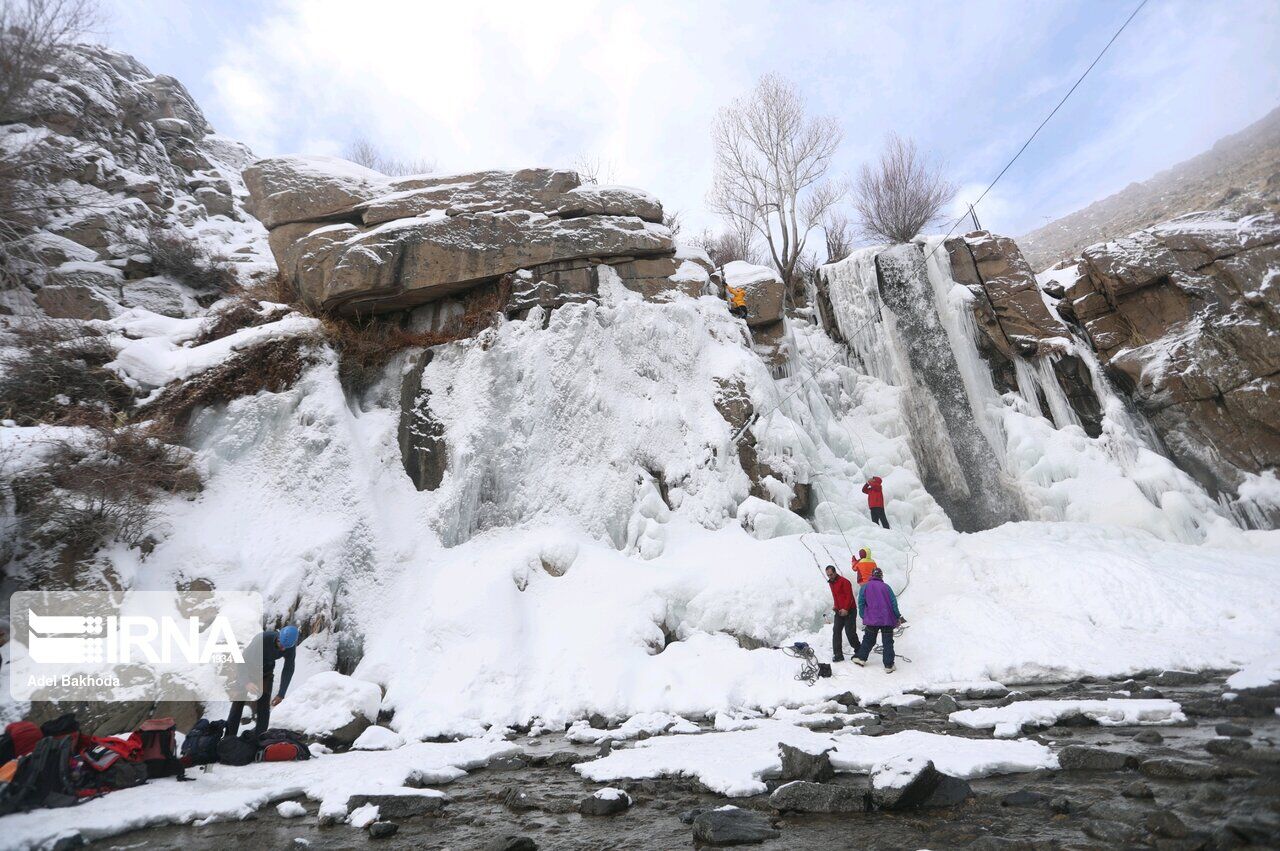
{"left": 180, "top": 719, "right": 226, "bottom": 766}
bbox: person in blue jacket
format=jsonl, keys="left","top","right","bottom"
{"left": 225, "top": 626, "right": 298, "bottom": 737}
{"left": 854, "top": 569, "right": 905, "bottom": 672}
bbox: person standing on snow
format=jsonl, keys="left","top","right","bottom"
{"left": 825, "top": 565, "right": 857, "bottom": 663}
{"left": 851, "top": 548, "right": 878, "bottom": 585}
{"left": 225, "top": 626, "right": 299, "bottom": 737}
{"left": 854, "top": 568, "right": 904, "bottom": 672}
{"left": 862, "top": 476, "right": 889, "bottom": 529}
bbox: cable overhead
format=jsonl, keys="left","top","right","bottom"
{"left": 922, "top": 0, "right": 1150, "bottom": 263}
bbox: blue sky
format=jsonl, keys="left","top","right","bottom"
{"left": 97, "top": 0, "right": 1280, "bottom": 238}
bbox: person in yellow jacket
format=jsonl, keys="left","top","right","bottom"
{"left": 726, "top": 285, "right": 748, "bottom": 319}
{"left": 851, "top": 547, "right": 878, "bottom": 585}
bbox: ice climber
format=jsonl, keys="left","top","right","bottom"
{"left": 727, "top": 284, "right": 748, "bottom": 319}
{"left": 862, "top": 476, "right": 889, "bottom": 528}
{"left": 225, "top": 625, "right": 299, "bottom": 737}
{"left": 825, "top": 565, "right": 857, "bottom": 663}
{"left": 852, "top": 547, "right": 878, "bottom": 585}
{"left": 854, "top": 568, "right": 904, "bottom": 672}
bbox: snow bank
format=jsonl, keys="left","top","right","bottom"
{"left": 566, "top": 712, "right": 699, "bottom": 744}
{"left": 1226, "top": 654, "right": 1280, "bottom": 691}
{"left": 578, "top": 720, "right": 1055, "bottom": 796}
{"left": 950, "top": 698, "right": 1185, "bottom": 738}
{"left": 352, "top": 725, "right": 406, "bottom": 751}
{"left": 271, "top": 671, "right": 381, "bottom": 737}
{"left": 0, "top": 737, "right": 512, "bottom": 850}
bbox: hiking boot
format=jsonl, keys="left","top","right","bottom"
{"left": 885, "top": 665, "right": 896, "bottom": 673}
{"left": 833, "top": 656, "right": 844, "bottom": 663}
{"left": 853, "top": 658, "right": 866, "bottom": 667}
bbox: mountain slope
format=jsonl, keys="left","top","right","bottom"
{"left": 1019, "top": 104, "right": 1280, "bottom": 271}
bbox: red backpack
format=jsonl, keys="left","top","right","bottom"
{"left": 76, "top": 736, "right": 147, "bottom": 797}
{"left": 131, "top": 718, "right": 184, "bottom": 779}
{"left": 1, "top": 721, "right": 43, "bottom": 762}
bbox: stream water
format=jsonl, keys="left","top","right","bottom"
{"left": 90, "top": 673, "right": 1279, "bottom": 850}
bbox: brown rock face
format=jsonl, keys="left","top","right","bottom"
{"left": 946, "top": 232, "right": 1103, "bottom": 436}
{"left": 246, "top": 157, "right": 686, "bottom": 316}
{"left": 1067, "top": 210, "right": 1280, "bottom": 513}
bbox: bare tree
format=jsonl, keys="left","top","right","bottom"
{"left": 822, "top": 210, "right": 856, "bottom": 263}
{"left": 853, "top": 132, "right": 956, "bottom": 244}
{"left": 343, "top": 135, "right": 434, "bottom": 177}
{"left": 662, "top": 209, "right": 682, "bottom": 238}
{"left": 708, "top": 73, "right": 845, "bottom": 288}
{"left": 572, "top": 152, "right": 615, "bottom": 185}
{"left": 692, "top": 225, "right": 762, "bottom": 269}
{"left": 0, "top": 0, "right": 99, "bottom": 122}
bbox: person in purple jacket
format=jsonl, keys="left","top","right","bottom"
{"left": 853, "top": 568, "right": 905, "bottom": 672}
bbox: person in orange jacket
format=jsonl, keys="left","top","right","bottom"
{"left": 726, "top": 285, "right": 748, "bottom": 319}
{"left": 851, "top": 547, "right": 878, "bottom": 585}
{"left": 862, "top": 476, "right": 889, "bottom": 529}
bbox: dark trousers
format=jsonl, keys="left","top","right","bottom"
{"left": 857, "top": 626, "right": 895, "bottom": 668}
{"left": 227, "top": 674, "right": 272, "bottom": 737}
{"left": 870, "top": 506, "right": 890, "bottom": 528}
{"left": 832, "top": 611, "right": 857, "bottom": 660}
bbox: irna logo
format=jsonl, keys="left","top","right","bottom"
{"left": 26, "top": 610, "right": 246, "bottom": 665}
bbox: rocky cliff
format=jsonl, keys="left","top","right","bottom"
{"left": 245, "top": 157, "right": 712, "bottom": 317}
{"left": 1055, "top": 210, "right": 1280, "bottom": 524}
{"left": 0, "top": 45, "right": 271, "bottom": 320}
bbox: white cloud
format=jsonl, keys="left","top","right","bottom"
{"left": 101, "top": 0, "right": 1280, "bottom": 240}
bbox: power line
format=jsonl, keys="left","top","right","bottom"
{"left": 924, "top": 0, "right": 1150, "bottom": 261}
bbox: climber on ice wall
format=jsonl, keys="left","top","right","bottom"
{"left": 726, "top": 284, "right": 748, "bottom": 319}
{"left": 824, "top": 565, "right": 857, "bottom": 663}
{"left": 852, "top": 548, "right": 878, "bottom": 584}
{"left": 863, "top": 476, "right": 889, "bottom": 529}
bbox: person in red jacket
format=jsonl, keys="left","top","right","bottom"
{"left": 862, "top": 476, "right": 889, "bottom": 529}
{"left": 824, "top": 565, "right": 857, "bottom": 662}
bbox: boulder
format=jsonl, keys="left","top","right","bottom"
{"left": 1139, "top": 757, "right": 1225, "bottom": 781}
{"left": 555, "top": 184, "right": 663, "bottom": 223}
{"left": 768, "top": 780, "right": 863, "bottom": 813}
{"left": 923, "top": 774, "right": 974, "bottom": 807}
{"left": 242, "top": 155, "right": 386, "bottom": 228}
{"left": 776, "top": 742, "right": 836, "bottom": 782}
{"left": 690, "top": 807, "right": 780, "bottom": 846}
{"left": 483, "top": 837, "right": 538, "bottom": 851}
{"left": 344, "top": 792, "right": 446, "bottom": 819}
{"left": 359, "top": 168, "right": 580, "bottom": 225}
{"left": 1145, "top": 811, "right": 1189, "bottom": 839}
{"left": 722, "top": 261, "right": 784, "bottom": 327}
{"left": 1000, "top": 790, "right": 1048, "bottom": 807}
{"left": 868, "top": 757, "right": 944, "bottom": 810}
{"left": 1205, "top": 738, "right": 1252, "bottom": 757}
{"left": 934, "top": 693, "right": 960, "bottom": 714}
{"left": 1133, "top": 730, "right": 1164, "bottom": 745}
{"left": 368, "top": 821, "right": 399, "bottom": 839}
{"left": 284, "top": 210, "right": 674, "bottom": 315}
{"left": 1214, "top": 722, "right": 1253, "bottom": 737}
{"left": 578, "top": 788, "right": 631, "bottom": 816}
{"left": 1121, "top": 780, "right": 1154, "bottom": 799}
{"left": 35, "top": 283, "right": 116, "bottom": 320}
{"left": 1057, "top": 745, "right": 1138, "bottom": 772}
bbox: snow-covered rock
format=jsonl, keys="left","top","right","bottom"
{"left": 271, "top": 671, "right": 381, "bottom": 745}
{"left": 351, "top": 725, "right": 406, "bottom": 751}
{"left": 949, "top": 698, "right": 1185, "bottom": 739}
{"left": 723, "top": 260, "right": 784, "bottom": 327}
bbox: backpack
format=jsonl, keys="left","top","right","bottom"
{"left": 0, "top": 735, "right": 78, "bottom": 816}
{"left": 180, "top": 719, "right": 226, "bottom": 767}
{"left": 1, "top": 721, "right": 43, "bottom": 763}
{"left": 133, "top": 718, "right": 184, "bottom": 779}
{"left": 216, "top": 731, "right": 259, "bottom": 767}
{"left": 76, "top": 737, "right": 147, "bottom": 796}
{"left": 256, "top": 729, "right": 310, "bottom": 763}
{"left": 39, "top": 714, "right": 82, "bottom": 753}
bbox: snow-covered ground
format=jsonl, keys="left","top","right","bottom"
{"left": 577, "top": 721, "right": 1057, "bottom": 796}
{"left": 0, "top": 736, "right": 514, "bottom": 851}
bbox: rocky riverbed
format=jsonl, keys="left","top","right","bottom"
{"left": 74, "top": 671, "right": 1279, "bottom": 851}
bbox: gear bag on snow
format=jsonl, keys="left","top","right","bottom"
{"left": 216, "top": 731, "right": 258, "bottom": 766}
{"left": 256, "top": 729, "right": 310, "bottom": 762}
{"left": 39, "top": 714, "right": 79, "bottom": 739}
{"left": 77, "top": 736, "right": 147, "bottom": 796}
{"left": 180, "top": 718, "right": 226, "bottom": 767}
{"left": 0, "top": 735, "right": 79, "bottom": 816}
{"left": 0, "top": 721, "right": 42, "bottom": 763}
{"left": 133, "top": 717, "right": 185, "bottom": 779}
